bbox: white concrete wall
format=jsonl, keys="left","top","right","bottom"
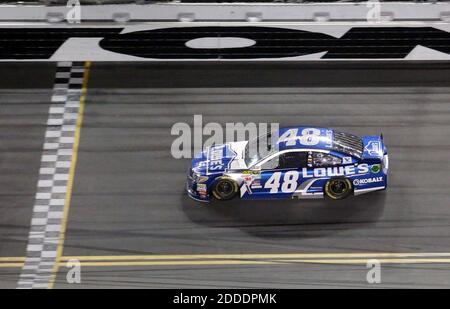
{"left": 1, "top": 3, "right": 449, "bottom": 61}
{"left": 0, "top": 2, "right": 449, "bottom": 22}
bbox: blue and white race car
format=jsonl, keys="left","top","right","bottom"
{"left": 187, "top": 127, "right": 388, "bottom": 202}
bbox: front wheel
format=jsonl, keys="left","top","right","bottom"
{"left": 324, "top": 178, "right": 353, "bottom": 200}
{"left": 211, "top": 177, "right": 239, "bottom": 201}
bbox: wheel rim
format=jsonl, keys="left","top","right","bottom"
{"left": 328, "top": 179, "right": 349, "bottom": 198}
{"left": 218, "top": 181, "right": 232, "bottom": 195}
{"left": 214, "top": 179, "right": 236, "bottom": 200}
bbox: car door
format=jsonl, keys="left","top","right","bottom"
{"left": 246, "top": 151, "right": 309, "bottom": 199}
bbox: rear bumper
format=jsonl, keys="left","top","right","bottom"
{"left": 353, "top": 184, "right": 386, "bottom": 196}
{"left": 352, "top": 172, "right": 388, "bottom": 196}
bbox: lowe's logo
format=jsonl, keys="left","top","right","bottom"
{"left": 353, "top": 177, "right": 383, "bottom": 186}
{"left": 208, "top": 145, "right": 226, "bottom": 171}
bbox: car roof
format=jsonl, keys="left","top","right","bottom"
{"left": 273, "top": 126, "right": 334, "bottom": 151}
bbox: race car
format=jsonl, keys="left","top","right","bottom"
{"left": 186, "top": 126, "right": 388, "bottom": 202}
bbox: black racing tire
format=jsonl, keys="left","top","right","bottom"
{"left": 211, "top": 177, "right": 239, "bottom": 201}
{"left": 324, "top": 178, "right": 353, "bottom": 200}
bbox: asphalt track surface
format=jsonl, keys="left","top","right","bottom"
{"left": 1, "top": 62, "right": 450, "bottom": 288}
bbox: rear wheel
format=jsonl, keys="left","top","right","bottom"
{"left": 211, "top": 177, "right": 239, "bottom": 201}
{"left": 324, "top": 178, "right": 352, "bottom": 200}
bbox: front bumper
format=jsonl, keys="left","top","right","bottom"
{"left": 186, "top": 169, "right": 210, "bottom": 203}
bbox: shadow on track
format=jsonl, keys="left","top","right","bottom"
{"left": 181, "top": 192, "right": 386, "bottom": 238}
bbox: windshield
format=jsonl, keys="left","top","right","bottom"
{"left": 244, "top": 132, "right": 276, "bottom": 167}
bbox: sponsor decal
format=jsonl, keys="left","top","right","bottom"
{"left": 243, "top": 174, "right": 254, "bottom": 194}
{"left": 242, "top": 171, "right": 262, "bottom": 191}
{"left": 208, "top": 145, "right": 227, "bottom": 171}
{"left": 353, "top": 176, "right": 384, "bottom": 186}
{"left": 343, "top": 157, "right": 352, "bottom": 164}
{"left": 251, "top": 179, "right": 262, "bottom": 189}
{"left": 261, "top": 164, "right": 371, "bottom": 194}
{"left": 302, "top": 164, "right": 369, "bottom": 178}
{"left": 197, "top": 184, "right": 207, "bottom": 196}
{"left": 196, "top": 176, "right": 209, "bottom": 183}
{"left": 310, "top": 186, "right": 323, "bottom": 191}
{"left": 365, "top": 141, "right": 382, "bottom": 157}
{"left": 197, "top": 145, "right": 237, "bottom": 172}
{"left": 98, "top": 26, "right": 450, "bottom": 60}
{"left": 370, "top": 164, "right": 381, "bottom": 174}
{"left": 277, "top": 128, "right": 332, "bottom": 148}
{"left": 1, "top": 27, "right": 449, "bottom": 60}
{"left": 197, "top": 144, "right": 236, "bottom": 173}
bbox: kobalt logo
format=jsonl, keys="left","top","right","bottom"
{"left": 353, "top": 177, "right": 383, "bottom": 186}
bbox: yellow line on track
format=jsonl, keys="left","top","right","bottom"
{"left": 3, "top": 255, "right": 450, "bottom": 268}
{"left": 0, "top": 257, "right": 25, "bottom": 262}
{"left": 279, "top": 258, "right": 450, "bottom": 265}
{"left": 63, "top": 260, "right": 277, "bottom": 267}
{"left": 47, "top": 61, "right": 91, "bottom": 289}
{"left": 0, "top": 263, "right": 24, "bottom": 268}
{"left": 3, "top": 252, "right": 450, "bottom": 265}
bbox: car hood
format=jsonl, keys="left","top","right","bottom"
{"left": 192, "top": 141, "right": 248, "bottom": 175}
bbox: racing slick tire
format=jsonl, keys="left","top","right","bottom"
{"left": 211, "top": 177, "right": 239, "bottom": 201}
{"left": 324, "top": 178, "right": 353, "bottom": 200}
